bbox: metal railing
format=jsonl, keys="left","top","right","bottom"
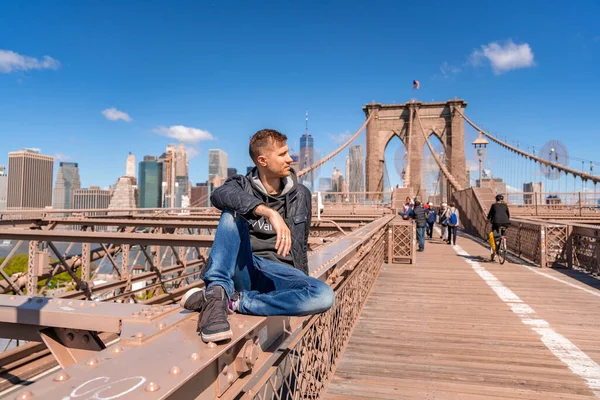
{"left": 506, "top": 192, "right": 600, "bottom": 217}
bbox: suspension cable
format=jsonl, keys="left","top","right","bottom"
{"left": 297, "top": 112, "right": 374, "bottom": 178}
{"left": 415, "top": 110, "right": 464, "bottom": 191}
{"left": 455, "top": 108, "right": 599, "bottom": 184}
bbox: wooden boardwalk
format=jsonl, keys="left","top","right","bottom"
{"left": 325, "top": 231, "right": 600, "bottom": 399}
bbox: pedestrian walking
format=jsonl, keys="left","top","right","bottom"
{"left": 407, "top": 197, "right": 427, "bottom": 252}
{"left": 425, "top": 202, "right": 436, "bottom": 239}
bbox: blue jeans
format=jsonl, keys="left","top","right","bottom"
{"left": 416, "top": 226, "right": 426, "bottom": 250}
{"left": 203, "top": 211, "right": 335, "bottom": 316}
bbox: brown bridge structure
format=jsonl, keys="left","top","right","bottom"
{"left": 1, "top": 100, "right": 600, "bottom": 399}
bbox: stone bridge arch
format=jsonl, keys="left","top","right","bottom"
{"left": 363, "top": 100, "right": 467, "bottom": 198}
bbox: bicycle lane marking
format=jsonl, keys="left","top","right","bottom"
{"left": 451, "top": 242, "right": 600, "bottom": 398}
{"left": 522, "top": 265, "right": 600, "bottom": 299}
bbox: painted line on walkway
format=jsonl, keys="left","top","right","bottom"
{"left": 522, "top": 265, "right": 600, "bottom": 299}
{"left": 440, "top": 226, "right": 600, "bottom": 300}
{"left": 451, "top": 242, "right": 600, "bottom": 398}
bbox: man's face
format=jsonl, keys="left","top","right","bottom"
{"left": 258, "top": 140, "right": 293, "bottom": 178}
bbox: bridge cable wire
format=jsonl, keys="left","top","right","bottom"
{"left": 415, "top": 109, "right": 464, "bottom": 191}
{"left": 455, "top": 108, "right": 600, "bottom": 185}
{"left": 297, "top": 112, "right": 374, "bottom": 178}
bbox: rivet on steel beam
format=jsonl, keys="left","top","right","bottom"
{"left": 9, "top": 296, "right": 15, "bottom": 300}
{"left": 67, "top": 301, "right": 73, "bottom": 307}
{"left": 169, "top": 366, "right": 181, "bottom": 376}
{"left": 15, "top": 391, "right": 33, "bottom": 399}
{"left": 247, "top": 390, "right": 255, "bottom": 397}
{"left": 82, "top": 335, "right": 90, "bottom": 344}
{"left": 207, "top": 342, "right": 216, "bottom": 348}
{"left": 53, "top": 372, "right": 70, "bottom": 382}
{"left": 48, "top": 299, "right": 53, "bottom": 303}
{"left": 57, "top": 300, "right": 63, "bottom": 305}
{"left": 112, "top": 346, "right": 123, "bottom": 354}
{"left": 227, "top": 372, "right": 235, "bottom": 384}
{"left": 135, "top": 332, "right": 145, "bottom": 339}
{"left": 79, "top": 302, "right": 86, "bottom": 308}
{"left": 90, "top": 302, "right": 97, "bottom": 307}
{"left": 36, "top": 298, "right": 43, "bottom": 303}
{"left": 66, "top": 333, "right": 74, "bottom": 342}
{"left": 222, "top": 365, "right": 229, "bottom": 375}
{"left": 156, "top": 321, "right": 166, "bottom": 330}
{"left": 189, "top": 352, "right": 200, "bottom": 361}
{"left": 85, "top": 357, "right": 98, "bottom": 367}
{"left": 145, "top": 382, "right": 160, "bottom": 392}
{"left": 237, "top": 324, "right": 245, "bottom": 329}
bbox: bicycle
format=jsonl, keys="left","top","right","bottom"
{"left": 490, "top": 226, "right": 508, "bottom": 264}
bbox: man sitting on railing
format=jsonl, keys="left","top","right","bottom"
{"left": 487, "top": 194, "right": 511, "bottom": 261}
{"left": 180, "top": 129, "right": 335, "bottom": 343}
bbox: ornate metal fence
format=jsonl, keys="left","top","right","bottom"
{"left": 241, "top": 224, "right": 387, "bottom": 399}
{"left": 571, "top": 225, "right": 600, "bottom": 274}
{"left": 387, "top": 217, "right": 415, "bottom": 264}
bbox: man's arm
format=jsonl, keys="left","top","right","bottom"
{"left": 254, "top": 204, "right": 292, "bottom": 257}
{"left": 210, "top": 175, "right": 263, "bottom": 216}
{"left": 487, "top": 205, "right": 494, "bottom": 221}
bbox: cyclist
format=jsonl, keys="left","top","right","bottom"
{"left": 487, "top": 194, "right": 510, "bottom": 261}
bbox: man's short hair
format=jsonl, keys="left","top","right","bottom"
{"left": 249, "top": 129, "right": 288, "bottom": 162}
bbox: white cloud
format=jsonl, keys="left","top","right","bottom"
{"left": 186, "top": 146, "right": 200, "bottom": 159}
{"left": 153, "top": 125, "right": 214, "bottom": 143}
{"left": 0, "top": 49, "right": 60, "bottom": 73}
{"left": 470, "top": 39, "right": 535, "bottom": 74}
{"left": 102, "top": 108, "right": 132, "bottom": 122}
{"left": 329, "top": 131, "right": 352, "bottom": 145}
{"left": 54, "top": 153, "right": 71, "bottom": 162}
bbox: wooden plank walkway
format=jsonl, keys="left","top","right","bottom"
{"left": 325, "top": 230, "right": 600, "bottom": 399}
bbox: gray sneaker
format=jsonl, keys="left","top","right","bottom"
{"left": 181, "top": 286, "right": 232, "bottom": 343}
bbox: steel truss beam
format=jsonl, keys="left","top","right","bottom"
{"left": 2, "top": 215, "right": 393, "bottom": 399}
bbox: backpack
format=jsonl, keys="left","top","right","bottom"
{"left": 449, "top": 209, "right": 458, "bottom": 225}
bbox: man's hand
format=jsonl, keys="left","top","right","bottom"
{"left": 255, "top": 205, "right": 292, "bottom": 257}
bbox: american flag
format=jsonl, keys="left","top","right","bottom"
{"left": 413, "top": 80, "right": 420, "bottom": 89}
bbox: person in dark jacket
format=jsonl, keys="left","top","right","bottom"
{"left": 488, "top": 194, "right": 511, "bottom": 258}
{"left": 180, "top": 129, "right": 334, "bottom": 343}
{"left": 425, "top": 202, "right": 436, "bottom": 239}
{"left": 408, "top": 197, "right": 427, "bottom": 251}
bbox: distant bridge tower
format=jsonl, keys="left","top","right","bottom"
{"left": 363, "top": 100, "right": 467, "bottom": 198}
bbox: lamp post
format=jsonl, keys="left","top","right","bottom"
{"left": 472, "top": 133, "right": 489, "bottom": 188}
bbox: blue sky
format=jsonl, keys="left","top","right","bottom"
{"left": 1, "top": 1, "right": 599, "bottom": 190}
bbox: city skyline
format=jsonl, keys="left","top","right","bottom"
{"left": 2, "top": 2, "right": 600, "bottom": 191}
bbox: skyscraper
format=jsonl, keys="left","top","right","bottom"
{"left": 299, "top": 111, "right": 314, "bottom": 191}
{"left": 174, "top": 143, "right": 188, "bottom": 178}
{"left": 191, "top": 183, "right": 208, "bottom": 207}
{"left": 139, "top": 156, "right": 163, "bottom": 208}
{"left": 7, "top": 149, "right": 54, "bottom": 210}
{"left": 331, "top": 167, "right": 344, "bottom": 193}
{"left": 290, "top": 153, "right": 300, "bottom": 173}
{"left": 108, "top": 176, "right": 138, "bottom": 214}
{"left": 73, "top": 186, "right": 111, "bottom": 215}
{"left": 0, "top": 166, "right": 7, "bottom": 211}
{"left": 209, "top": 149, "right": 228, "bottom": 181}
{"left": 157, "top": 145, "right": 189, "bottom": 208}
{"left": 227, "top": 168, "right": 237, "bottom": 178}
{"left": 348, "top": 145, "right": 365, "bottom": 193}
{"left": 53, "top": 162, "right": 81, "bottom": 210}
{"left": 126, "top": 152, "right": 136, "bottom": 178}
